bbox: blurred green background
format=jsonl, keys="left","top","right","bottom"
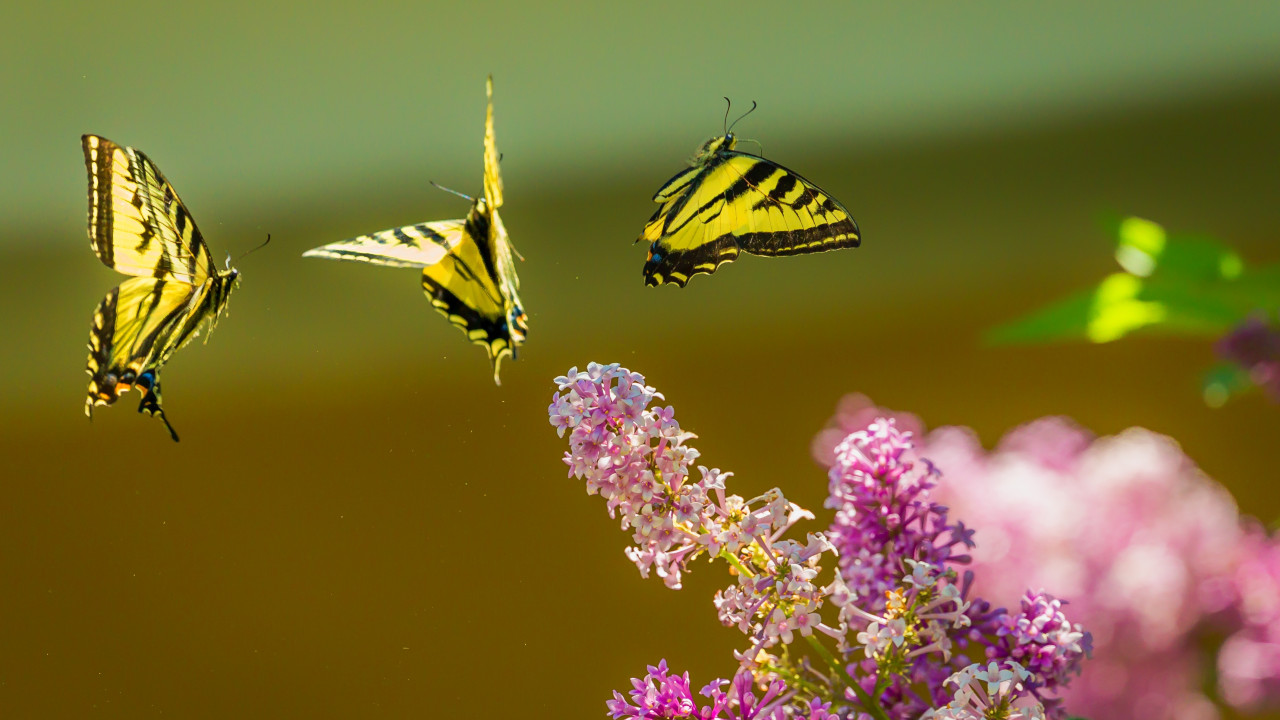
{"left": 2, "top": 1, "right": 1279, "bottom": 717}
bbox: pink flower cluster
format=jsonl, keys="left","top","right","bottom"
{"left": 922, "top": 661, "right": 1046, "bottom": 720}
{"left": 824, "top": 420, "right": 1087, "bottom": 719}
{"left": 551, "top": 363, "right": 827, "bottom": 605}
{"left": 1218, "top": 527, "right": 1280, "bottom": 708}
{"left": 713, "top": 526, "right": 838, "bottom": 653}
{"left": 993, "top": 591, "right": 1090, "bottom": 707}
{"left": 607, "top": 660, "right": 837, "bottom": 720}
{"left": 815, "top": 394, "right": 1280, "bottom": 719}
{"left": 825, "top": 420, "right": 974, "bottom": 610}
{"left": 555, "top": 369, "right": 1092, "bottom": 720}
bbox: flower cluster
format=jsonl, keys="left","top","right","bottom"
{"left": 825, "top": 420, "right": 974, "bottom": 611}
{"left": 551, "top": 363, "right": 828, "bottom": 604}
{"left": 829, "top": 560, "right": 976, "bottom": 712}
{"left": 554, "top": 367, "right": 1091, "bottom": 720}
{"left": 923, "top": 662, "right": 1046, "bottom": 720}
{"left": 821, "top": 420, "right": 1086, "bottom": 719}
{"left": 989, "top": 591, "right": 1090, "bottom": 718}
{"left": 1216, "top": 315, "right": 1280, "bottom": 401}
{"left": 816, "top": 394, "right": 1280, "bottom": 719}
{"left": 712, "top": 526, "right": 837, "bottom": 653}
{"left": 608, "top": 660, "right": 837, "bottom": 720}
{"left": 1220, "top": 530, "right": 1280, "bottom": 709}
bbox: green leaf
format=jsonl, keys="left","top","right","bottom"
{"left": 1231, "top": 264, "right": 1280, "bottom": 308}
{"left": 1110, "top": 216, "right": 1244, "bottom": 281}
{"left": 988, "top": 273, "right": 1246, "bottom": 345}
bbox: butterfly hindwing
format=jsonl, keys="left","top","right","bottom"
{"left": 640, "top": 141, "right": 860, "bottom": 287}
{"left": 85, "top": 276, "right": 200, "bottom": 440}
{"left": 82, "top": 134, "right": 214, "bottom": 285}
{"left": 420, "top": 204, "right": 527, "bottom": 384}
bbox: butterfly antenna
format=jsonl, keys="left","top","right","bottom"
{"left": 723, "top": 97, "right": 732, "bottom": 135}
{"left": 233, "top": 233, "right": 273, "bottom": 266}
{"left": 430, "top": 181, "right": 474, "bottom": 202}
{"left": 727, "top": 101, "right": 758, "bottom": 134}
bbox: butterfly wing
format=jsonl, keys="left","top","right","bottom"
{"left": 483, "top": 75, "right": 503, "bottom": 210}
{"left": 85, "top": 276, "right": 205, "bottom": 441}
{"left": 639, "top": 150, "right": 860, "bottom": 287}
{"left": 82, "top": 135, "right": 216, "bottom": 285}
{"left": 302, "top": 220, "right": 466, "bottom": 267}
{"left": 302, "top": 76, "right": 526, "bottom": 384}
{"left": 421, "top": 203, "right": 527, "bottom": 384}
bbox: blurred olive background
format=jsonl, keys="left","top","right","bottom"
{"left": 2, "top": 2, "right": 1280, "bottom": 717}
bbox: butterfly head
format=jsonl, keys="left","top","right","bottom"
{"left": 693, "top": 134, "right": 736, "bottom": 165}
{"left": 696, "top": 98, "right": 755, "bottom": 164}
{"left": 222, "top": 254, "right": 241, "bottom": 283}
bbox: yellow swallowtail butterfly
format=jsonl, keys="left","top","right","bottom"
{"left": 304, "top": 75, "right": 526, "bottom": 384}
{"left": 81, "top": 134, "right": 241, "bottom": 441}
{"left": 639, "top": 101, "right": 860, "bottom": 287}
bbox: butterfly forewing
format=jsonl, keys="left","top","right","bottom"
{"left": 483, "top": 75, "right": 503, "bottom": 210}
{"left": 302, "top": 220, "right": 465, "bottom": 268}
{"left": 83, "top": 135, "right": 214, "bottom": 285}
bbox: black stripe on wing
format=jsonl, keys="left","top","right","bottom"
{"left": 421, "top": 273, "right": 522, "bottom": 383}
{"left": 642, "top": 233, "right": 740, "bottom": 288}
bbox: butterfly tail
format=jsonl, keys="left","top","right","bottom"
{"left": 136, "top": 371, "right": 180, "bottom": 442}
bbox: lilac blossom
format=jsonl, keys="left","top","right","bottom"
{"left": 554, "top": 367, "right": 1090, "bottom": 720}
{"left": 815, "top": 394, "right": 1280, "bottom": 719}
{"left": 825, "top": 420, "right": 974, "bottom": 610}
{"left": 823, "top": 421, "right": 1086, "bottom": 719}
{"left": 922, "top": 661, "right": 1047, "bottom": 720}
{"left": 607, "top": 660, "right": 815, "bottom": 720}
{"left": 552, "top": 363, "right": 839, "bottom": 658}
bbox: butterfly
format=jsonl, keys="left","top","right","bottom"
{"left": 638, "top": 101, "right": 860, "bottom": 287}
{"left": 81, "top": 134, "right": 241, "bottom": 442}
{"left": 303, "top": 75, "right": 526, "bottom": 384}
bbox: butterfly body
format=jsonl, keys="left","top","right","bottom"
{"left": 81, "top": 134, "right": 239, "bottom": 441}
{"left": 640, "top": 128, "right": 860, "bottom": 287}
{"left": 303, "top": 76, "right": 525, "bottom": 384}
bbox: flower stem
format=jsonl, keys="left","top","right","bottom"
{"left": 720, "top": 549, "right": 755, "bottom": 579}
{"left": 803, "top": 635, "right": 890, "bottom": 720}
{"left": 767, "top": 663, "right": 825, "bottom": 697}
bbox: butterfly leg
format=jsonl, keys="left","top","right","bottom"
{"left": 135, "top": 370, "right": 180, "bottom": 442}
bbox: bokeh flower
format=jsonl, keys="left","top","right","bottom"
{"left": 1216, "top": 315, "right": 1280, "bottom": 401}
{"left": 814, "top": 393, "right": 1280, "bottom": 719}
